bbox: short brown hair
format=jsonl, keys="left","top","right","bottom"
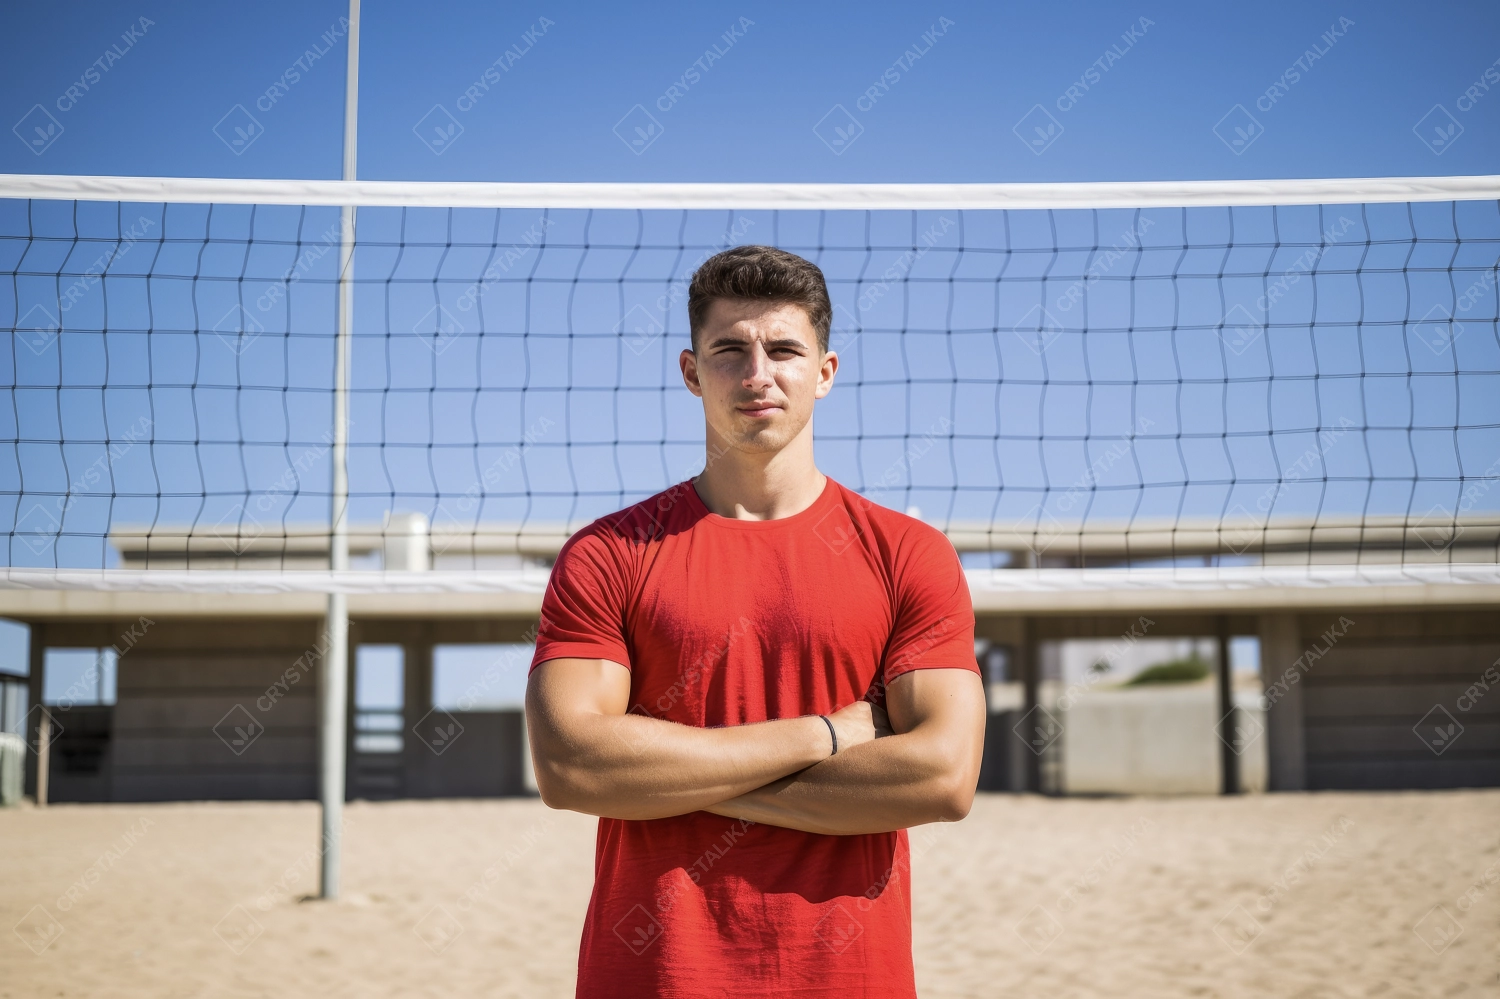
{"left": 687, "top": 245, "right": 831, "bottom": 354}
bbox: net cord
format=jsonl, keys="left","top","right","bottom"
{"left": 2, "top": 173, "right": 1499, "bottom": 211}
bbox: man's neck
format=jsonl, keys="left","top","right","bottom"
{"left": 691, "top": 446, "right": 826, "bottom": 522}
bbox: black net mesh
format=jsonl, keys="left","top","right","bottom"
{"left": 3, "top": 195, "right": 1498, "bottom": 571}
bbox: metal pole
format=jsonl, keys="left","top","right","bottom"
{"left": 320, "top": 0, "right": 359, "bottom": 900}
{"left": 34, "top": 707, "right": 50, "bottom": 807}
{"left": 1216, "top": 615, "right": 1240, "bottom": 795}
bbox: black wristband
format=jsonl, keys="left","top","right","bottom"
{"left": 819, "top": 714, "right": 837, "bottom": 756}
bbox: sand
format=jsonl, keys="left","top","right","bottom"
{"left": 1, "top": 791, "right": 1496, "bottom": 998}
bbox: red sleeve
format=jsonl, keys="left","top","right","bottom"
{"left": 881, "top": 524, "right": 978, "bottom": 683}
{"left": 529, "top": 525, "right": 633, "bottom": 673}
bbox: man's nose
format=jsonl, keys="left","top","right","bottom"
{"left": 742, "top": 343, "right": 774, "bottom": 387}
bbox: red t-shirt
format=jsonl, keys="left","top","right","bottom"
{"left": 529, "top": 474, "right": 978, "bottom": 999}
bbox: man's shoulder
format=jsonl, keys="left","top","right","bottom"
{"left": 831, "top": 480, "right": 957, "bottom": 560}
{"left": 562, "top": 481, "right": 699, "bottom": 553}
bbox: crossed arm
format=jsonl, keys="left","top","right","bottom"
{"left": 523, "top": 658, "right": 987, "bottom": 836}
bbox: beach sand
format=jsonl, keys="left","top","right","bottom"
{"left": 2, "top": 790, "right": 1495, "bottom": 998}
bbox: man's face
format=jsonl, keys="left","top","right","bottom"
{"left": 680, "top": 298, "right": 838, "bottom": 455}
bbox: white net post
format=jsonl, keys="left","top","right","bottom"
{"left": 319, "top": 0, "right": 359, "bottom": 902}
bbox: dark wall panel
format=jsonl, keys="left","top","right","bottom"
{"left": 108, "top": 620, "right": 323, "bottom": 802}
{"left": 1303, "top": 640, "right": 1500, "bottom": 791}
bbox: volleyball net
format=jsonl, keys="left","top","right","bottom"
{"left": 2, "top": 173, "right": 1499, "bottom": 594}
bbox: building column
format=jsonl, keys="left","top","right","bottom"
{"left": 1017, "top": 617, "right": 1041, "bottom": 793}
{"left": 24, "top": 622, "right": 44, "bottom": 802}
{"left": 401, "top": 626, "right": 434, "bottom": 797}
{"left": 1258, "top": 613, "right": 1306, "bottom": 791}
{"left": 1216, "top": 616, "right": 1240, "bottom": 794}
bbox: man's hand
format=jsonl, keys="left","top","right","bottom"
{"left": 703, "top": 668, "right": 986, "bottom": 836}
{"left": 525, "top": 658, "right": 877, "bottom": 821}
{"left": 825, "top": 697, "right": 883, "bottom": 754}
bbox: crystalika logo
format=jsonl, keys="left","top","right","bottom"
{"left": 17, "top": 304, "right": 62, "bottom": 356}
{"left": 1013, "top": 104, "right": 1063, "bottom": 154}
{"left": 1213, "top": 104, "right": 1263, "bottom": 155}
{"left": 813, "top": 105, "right": 863, "bottom": 155}
{"left": 13, "top": 104, "right": 64, "bottom": 155}
{"left": 213, "top": 105, "right": 263, "bottom": 155}
{"left": 614, "top": 105, "right": 664, "bottom": 155}
{"left": 414, "top": 105, "right": 464, "bottom": 155}
{"left": 615, "top": 305, "right": 665, "bottom": 355}
{"left": 1413, "top": 105, "right": 1463, "bottom": 155}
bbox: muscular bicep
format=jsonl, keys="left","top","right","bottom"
{"left": 884, "top": 668, "right": 987, "bottom": 811}
{"left": 525, "top": 658, "right": 631, "bottom": 745}
{"left": 885, "top": 667, "right": 985, "bottom": 733}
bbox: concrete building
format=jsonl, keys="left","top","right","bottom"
{"left": 4, "top": 513, "right": 1498, "bottom": 802}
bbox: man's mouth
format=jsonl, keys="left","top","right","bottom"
{"left": 736, "top": 402, "right": 782, "bottom": 418}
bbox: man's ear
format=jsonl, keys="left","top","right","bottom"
{"left": 814, "top": 348, "right": 839, "bottom": 400}
{"left": 680, "top": 347, "right": 703, "bottom": 398}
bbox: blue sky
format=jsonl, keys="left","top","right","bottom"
{"left": 1, "top": 1, "right": 1498, "bottom": 572}
{"left": 2, "top": 1, "right": 1497, "bottom": 181}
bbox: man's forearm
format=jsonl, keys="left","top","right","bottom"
{"left": 529, "top": 658, "right": 884, "bottom": 823}
{"left": 703, "top": 669, "right": 988, "bottom": 835}
{"left": 530, "top": 709, "right": 833, "bottom": 821}
{"left": 702, "top": 729, "right": 970, "bottom": 836}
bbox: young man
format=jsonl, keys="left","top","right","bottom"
{"left": 525, "top": 245, "right": 986, "bottom": 998}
